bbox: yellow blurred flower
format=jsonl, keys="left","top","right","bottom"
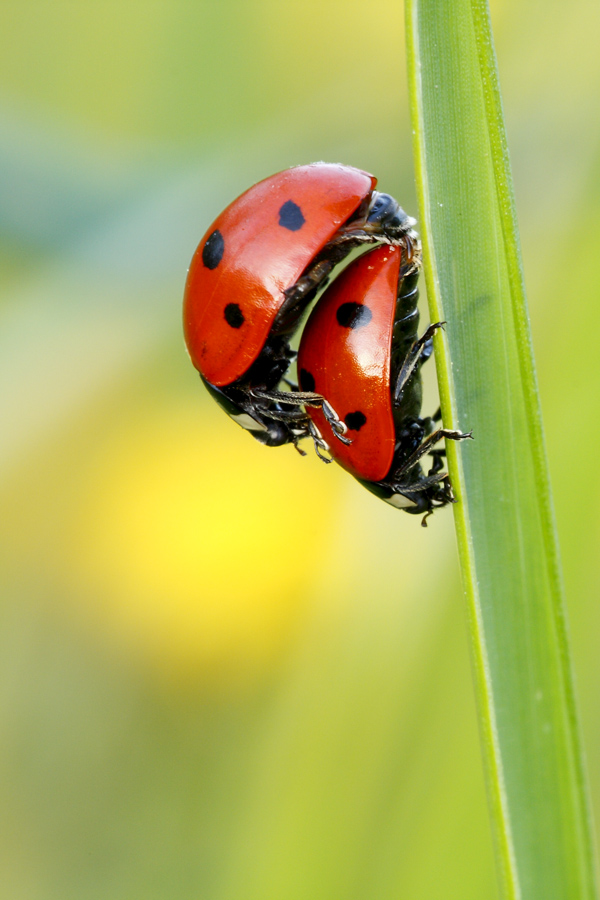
{"left": 59, "top": 401, "right": 339, "bottom": 686}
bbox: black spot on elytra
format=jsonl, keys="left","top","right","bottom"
{"left": 345, "top": 411, "right": 367, "bottom": 431}
{"left": 224, "top": 303, "right": 245, "bottom": 328}
{"left": 336, "top": 302, "right": 373, "bottom": 329}
{"left": 202, "top": 230, "right": 224, "bottom": 269}
{"left": 299, "top": 368, "right": 315, "bottom": 392}
{"left": 279, "top": 200, "right": 305, "bottom": 231}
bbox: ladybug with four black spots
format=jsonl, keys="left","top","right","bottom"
{"left": 297, "top": 241, "right": 472, "bottom": 524}
{"left": 183, "top": 163, "right": 414, "bottom": 455}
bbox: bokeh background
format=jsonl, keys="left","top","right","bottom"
{"left": 1, "top": 1, "right": 599, "bottom": 897}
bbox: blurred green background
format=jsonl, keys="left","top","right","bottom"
{"left": 1, "top": 1, "right": 599, "bottom": 897}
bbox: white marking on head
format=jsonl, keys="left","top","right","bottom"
{"left": 231, "top": 412, "right": 267, "bottom": 432}
{"left": 384, "top": 493, "right": 418, "bottom": 509}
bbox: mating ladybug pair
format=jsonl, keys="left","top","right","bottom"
{"left": 183, "top": 163, "right": 471, "bottom": 523}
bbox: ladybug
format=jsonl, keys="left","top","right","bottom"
{"left": 183, "top": 163, "right": 413, "bottom": 454}
{"left": 297, "top": 240, "right": 472, "bottom": 523}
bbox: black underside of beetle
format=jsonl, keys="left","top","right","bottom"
{"left": 202, "top": 333, "right": 304, "bottom": 448}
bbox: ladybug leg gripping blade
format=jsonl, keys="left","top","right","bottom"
{"left": 392, "top": 428, "right": 473, "bottom": 482}
{"left": 393, "top": 322, "right": 446, "bottom": 404}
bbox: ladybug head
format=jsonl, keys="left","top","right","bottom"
{"left": 366, "top": 193, "right": 417, "bottom": 236}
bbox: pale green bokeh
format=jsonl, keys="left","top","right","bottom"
{"left": 0, "top": 2, "right": 598, "bottom": 898}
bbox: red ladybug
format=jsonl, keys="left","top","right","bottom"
{"left": 297, "top": 242, "right": 472, "bottom": 522}
{"left": 183, "top": 163, "right": 411, "bottom": 452}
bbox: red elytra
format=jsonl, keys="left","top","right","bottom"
{"left": 183, "top": 163, "right": 376, "bottom": 387}
{"left": 297, "top": 245, "right": 403, "bottom": 483}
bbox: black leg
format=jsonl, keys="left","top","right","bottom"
{"left": 280, "top": 258, "right": 336, "bottom": 308}
{"left": 393, "top": 322, "right": 445, "bottom": 404}
{"left": 250, "top": 388, "right": 351, "bottom": 444}
{"left": 427, "top": 448, "right": 446, "bottom": 476}
{"left": 392, "top": 427, "right": 473, "bottom": 480}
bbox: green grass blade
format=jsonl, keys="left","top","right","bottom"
{"left": 405, "top": 2, "right": 598, "bottom": 898}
